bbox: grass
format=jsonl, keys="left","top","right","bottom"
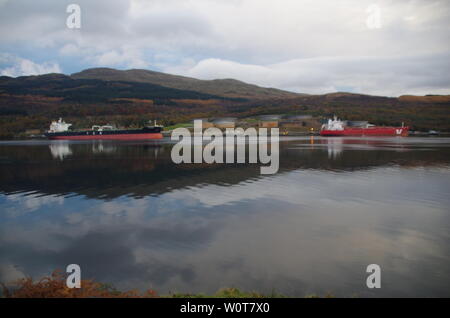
{"left": 167, "top": 287, "right": 286, "bottom": 298}
{"left": 163, "top": 122, "right": 193, "bottom": 131}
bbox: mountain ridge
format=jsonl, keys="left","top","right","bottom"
{"left": 70, "top": 67, "right": 302, "bottom": 99}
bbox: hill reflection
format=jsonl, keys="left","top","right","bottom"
{"left": 0, "top": 137, "right": 449, "bottom": 199}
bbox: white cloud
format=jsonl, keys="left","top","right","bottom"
{"left": 0, "top": 263, "right": 26, "bottom": 285}
{"left": 0, "top": 0, "right": 449, "bottom": 94}
{"left": 59, "top": 43, "right": 81, "bottom": 56}
{"left": 0, "top": 54, "right": 61, "bottom": 77}
{"left": 165, "top": 53, "right": 450, "bottom": 96}
{"left": 5, "top": 192, "right": 65, "bottom": 216}
{"left": 89, "top": 47, "right": 149, "bottom": 69}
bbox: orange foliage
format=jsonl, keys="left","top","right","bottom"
{"left": 2, "top": 270, "right": 158, "bottom": 298}
{"left": 398, "top": 95, "right": 450, "bottom": 103}
{"left": 111, "top": 98, "right": 154, "bottom": 104}
{"left": 174, "top": 99, "right": 220, "bottom": 106}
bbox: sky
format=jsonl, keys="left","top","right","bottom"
{"left": 0, "top": 0, "right": 449, "bottom": 96}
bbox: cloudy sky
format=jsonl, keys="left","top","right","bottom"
{"left": 0, "top": 0, "right": 449, "bottom": 96}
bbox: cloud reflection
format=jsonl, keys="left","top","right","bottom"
{"left": 1, "top": 164, "right": 449, "bottom": 296}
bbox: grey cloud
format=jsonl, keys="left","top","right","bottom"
{"left": 0, "top": 210, "right": 218, "bottom": 290}
{"left": 0, "top": 0, "right": 449, "bottom": 94}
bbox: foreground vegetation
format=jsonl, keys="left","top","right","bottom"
{"left": 1, "top": 270, "right": 334, "bottom": 298}
{"left": 0, "top": 271, "right": 276, "bottom": 298}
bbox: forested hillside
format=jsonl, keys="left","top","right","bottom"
{"left": 0, "top": 70, "right": 449, "bottom": 139}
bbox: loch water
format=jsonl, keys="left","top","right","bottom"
{"left": 0, "top": 136, "right": 449, "bottom": 297}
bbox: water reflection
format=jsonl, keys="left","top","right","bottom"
{"left": 49, "top": 142, "right": 72, "bottom": 160}
{"left": 326, "top": 138, "right": 343, "bottom": 159}
{"left": 91, "top": 142, "right": 118, "bottom": 155}
{"left": 1, "top": 137, "right": 449, "bottom": 199}
{"left": 49, "top": 141, "right": 161, "bottom": 159}
{"left": 0, "top": 137, "right": 450, "bottom": 297}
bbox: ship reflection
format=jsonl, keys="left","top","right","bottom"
{"left": 92, "top": 142, "right": 117, "bottom": 154}
{"left": 325, "top": 138, "right": 344, "bottom": 159}
{"left": 49, "top": 142, "right": 72, "bottom": 160}
{"left": 49, "top": 141, "right": 162, "bottom": 160}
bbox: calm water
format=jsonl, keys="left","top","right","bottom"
{"left": 0, "top": 137, "right": 449, "bottom": 297}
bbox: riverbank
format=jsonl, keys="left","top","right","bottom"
{"left": 1, "top": 271, "right": 336, "bottom": 298}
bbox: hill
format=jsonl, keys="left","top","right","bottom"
{"left": 0, "top": 73, "right": 228, "bottom": 103}
{"left": 0, "top": 68, "right": 449, "bottom": 138}
{"left": 398, "top": 95, "right": 450, "bottom": 103}
{"left": 71, "top": 68, "right": 300, "bottom": 99}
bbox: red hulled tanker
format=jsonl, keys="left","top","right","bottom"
{"left": 320, "top": 117, "right": 409, "bottom": 137}
{"left": 45, "top": 118, "right": 163, "bottom": 140}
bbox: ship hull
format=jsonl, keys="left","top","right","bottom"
{"left": 320, "top": 127, "right": 409, "bottom": 137}
{"left": 46, "top": 127, "right": 163, "bottom": 140}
